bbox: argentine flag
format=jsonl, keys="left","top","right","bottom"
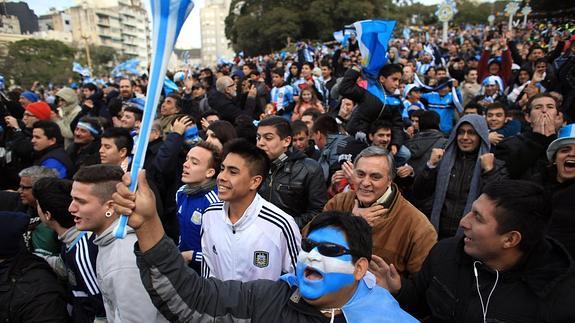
{"left": 114, "top": 0, "right": 195, "bottom": 239}
{"left": 353, "top": 19, "right": 396, "bottom": 104}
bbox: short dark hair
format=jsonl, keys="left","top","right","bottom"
{"left": 207, "top": 120, "right": 237, "bottom": 147}
{"left": 33, "top": 120, "right": 64, "bottom": 146}
{"left": 166, "top": 92, "right": 183, "bottom": 111}
{"left": 301, "top": 108, "right": 322, "bottom": 120}
{"left": 301, "top": 62, "right": 315, "bottom": 70}
{"left": 291, "top": 120, "right": 309, "bottom": 136}
{"left": 482, "top": 180, "right": 550, "bottom": 253}
{"left": 271, "top": 67, "right": 285, "bottom": 77}
{"left": 369, "top": 120, "right": 393, "bottom": 135}
{"left": 464, "top": 102, "right": 484, "bottom": 115}
{"left": 194, "top": 141, "right": 222, "bottom": 178}
{"left": 418, "top": 110, "right": 441, "bottom": 131}
{"left": 101, "top": 127, "right": 134, "bottom": 155}
{"left": 223, "top": 138, "right": 270, "bottom": 180}
{"left": 485, "top": 102, "right": 508, "bottom": 117}
{"left": 258, "top": 116, "right": 292, "bottom": 139}
{"left": 525, "top": 93, "right": 557, "bottom": 115}
{"left": 465, "top": 67, "right": 477, "bottom": 76}
{"left": 73, "top": 164, "right": 124, "bottom": 203}
{"left": 312, "top": 114, "right": 339, "bottom": 136}
{"left": 33, "top": 178, "right": 75, "bottom": 228}
{"left": 378, "top": 63, "right": 403, "bottom": 78}
{"left": 82, "top": 83, "right": 98, "bottom": 92}
{"left": 306, "top": 211, "right": 373, "bottom": 263}
{"left": 123, "top": 106, "right": 143, "bottom": 122}
{"left": 202, "top": 110, "right": 220, "bottom": 120}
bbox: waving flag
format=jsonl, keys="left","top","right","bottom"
{"left": 114, "top": 0, "right": 195, "bottom": 238}
{"left": 333, "top": 29, "right": 354, "bottom": 46}
{"left": 353, "top": 19, "right": 396, "bottom": 104}
{"left": 111, "top": 58, "right": 142, "bottom": 77}
{"left": 163, "top": 76, "right": 179, "bottom": 94}
{"left": 73, "top": 62, "right": 91, "bottom": 77}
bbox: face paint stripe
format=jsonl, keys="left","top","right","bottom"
{"left": 297, "top": 250, "right": 355, "bottom": 274}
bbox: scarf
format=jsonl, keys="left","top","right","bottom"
{"left": 430, "top": 115, "right": 490, "bottom": 234}
{"left": 182, "top": 179, "right": 217, "bottom": 196}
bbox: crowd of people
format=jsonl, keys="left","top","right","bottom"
{"left": 1, "top": 20, "right": 575, "bottom": 322}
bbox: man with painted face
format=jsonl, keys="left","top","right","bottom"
{"left": 112, "top": 169, "right": 418, "bottom": 322}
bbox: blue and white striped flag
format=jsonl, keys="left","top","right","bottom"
{"left": 353, "top": 19, "right": 396, "bottom": 104}
{"left": 111, "top": 58, "right": 141, "bottom": 77}
{"left": 114, "top": 0, "right": 195, "bottom": 239}
{"left": 73, "top": 62, "right": 91, "bottom": 77}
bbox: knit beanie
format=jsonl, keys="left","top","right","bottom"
{"left": 25, "top": 101, "right": 52, "bottom": 120}
{"left": 0, "top": 212, "right": 29, "bottom": 258}
{"left": 20, "top": 91, "right": 39, "bottom": 103}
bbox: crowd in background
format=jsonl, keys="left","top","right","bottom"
{"left": 1, "top": 19, "right": 575, "bottom": 322}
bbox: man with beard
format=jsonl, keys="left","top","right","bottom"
{"left": 113, "top": 169, "right": 417, "bottom": 322}
{"left": 413, "top": 115, "right": 507, "bottom": 239}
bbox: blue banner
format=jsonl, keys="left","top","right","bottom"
{"left": 353, "top": 19, "right": 396, "bottom": 104}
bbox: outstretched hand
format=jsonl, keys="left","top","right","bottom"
{"left": 369, "top": 255, "right": 401, "bottom": 294}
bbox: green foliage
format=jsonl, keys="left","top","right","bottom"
{"left": 2, "top": 39, "right": 120, "bottom": 87}
{"left": 224, "top": 0, "right": 512, "bottom": 54}
{"left": 3, "top": 39, "right": 76, "bottom": 88}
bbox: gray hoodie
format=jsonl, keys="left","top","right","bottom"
{"left": 93, "top": 219, "right": 168, "bottom": 323}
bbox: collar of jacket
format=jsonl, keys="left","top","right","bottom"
{"left": 222, "top": 193, "right": 263, "bottom": 232}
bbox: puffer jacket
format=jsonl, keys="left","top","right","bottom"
{"left": 259, "top": 150, "right": 327, "bottom": 228}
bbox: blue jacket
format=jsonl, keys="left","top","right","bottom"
{"left": 421, "top": 91, "right": 461, "bottom": 134}
{"left": 176, "top": 184, "right": 219, "bottom": 268}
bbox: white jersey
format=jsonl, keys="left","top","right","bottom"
{"left": 201, "top": 193, "right": 301, "bottom": 282}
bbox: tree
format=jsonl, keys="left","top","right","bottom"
{"left": 76, "top": 45, "right": 118, "bottom": 76}
{"left": 3, "top": 39, "right": 76, "bottom": 88}
{"left": 225, "top": 0, "right": 385, "bottom": 55}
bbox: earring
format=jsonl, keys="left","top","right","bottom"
{"left": 105, "top": 210, "right": 113, "bottom": 218}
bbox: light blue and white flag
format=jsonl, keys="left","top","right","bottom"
{"left": 114, "top": 0, "right": 195, "bottom": 239}
{"left": 164, "top": 76, "right": 179, "bottom": 94}
{"left": 111, "top": 58, "right": 141, "bottom": 78}
{"left": 73, "top": 62, "right": 91, "bottom": 77}
{"left": 353, "top": 19, "right": 396, "bottom": 104}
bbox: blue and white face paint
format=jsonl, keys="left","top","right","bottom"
{"left": 296, "top": 227, "right": 356, "bottom": 300}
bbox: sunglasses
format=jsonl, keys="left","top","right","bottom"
{"left": 301, "top": 238, "right": 352, "bottom": 257}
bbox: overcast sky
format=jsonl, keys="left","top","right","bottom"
{"left": 25, "top": 0, "right": 492, "bottom": 49}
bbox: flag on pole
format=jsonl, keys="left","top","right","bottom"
{"left": 353, "top": 19, "right": 397, "bottom": 104}
{"left": 114, "top": 0, "right": 195, "bottom": 238}
{"left": 111, "top": 58, "right": 142, "bottom": 78}
{"left": 72, "top": 62, "right": 91, "bottom": 77}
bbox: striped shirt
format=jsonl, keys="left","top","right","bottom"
{"left": 201, "top": 193, "right": 301, "bottom": 282}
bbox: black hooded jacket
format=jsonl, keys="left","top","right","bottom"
{"left": 396, "top": 236, "right": 575, "bottom": 322}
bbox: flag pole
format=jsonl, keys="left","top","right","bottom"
{"left": 114, "top": 0, "right": 195, "bottom": 238}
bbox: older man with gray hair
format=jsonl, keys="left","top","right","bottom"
{"left": 323, "top": 146, "right": 437, "bottom": 276}
{"left": 207, "top": 75, "right": 256, "bottom": 124}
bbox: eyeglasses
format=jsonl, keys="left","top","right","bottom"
{"left": 301, "top": 238, "right": 352, "bottom": 257}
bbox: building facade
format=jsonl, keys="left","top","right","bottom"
{"left": 200, "top": 0, "right": 235, "bottom": 67}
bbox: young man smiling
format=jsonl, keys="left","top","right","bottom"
{"left": 200, "top": 139, "right": 301, "bottom": 281}
{"left": 373, "top": 180, "right": 575, "bottom": 322}
{"left": 112, "top": 166, "right": 417, "bottom": 323}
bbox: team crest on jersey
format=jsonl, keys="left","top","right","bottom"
{"left": 191, "top": 210, "right": 202, "bottom": 225}
{"left": 253, "top": 251, "right": 269, "bottom": 268}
